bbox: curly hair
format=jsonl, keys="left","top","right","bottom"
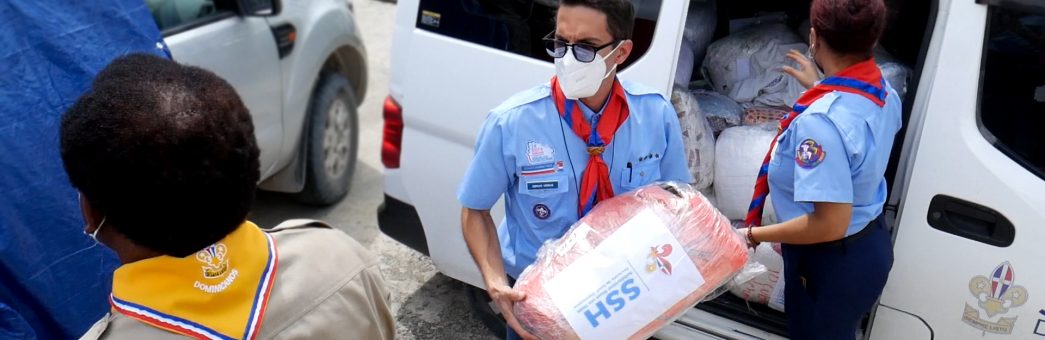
{"left": 811, "top": 0, "right": 888, "bottom": 56}
{"left": 60, "top": 53, "right": 260, "bottom": 257}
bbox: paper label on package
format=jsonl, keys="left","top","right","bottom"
{"left": 736, "top": 57, "right": 752, "bottom": 80}
{"left": 544, "top": 209, "right": 705, "bottom": 339}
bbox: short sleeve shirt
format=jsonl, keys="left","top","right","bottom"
{"left": 767, "top": 84, "right": 903, "bottom": 236}
{"left": 457, "top": 80, "right": 692, "bottom": 278}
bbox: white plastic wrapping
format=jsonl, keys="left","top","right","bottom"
{"left": 675, "top": 0, "right": 717, "bottom": 87}
{"left": 676, "top": 40, "right": 698, "bottom": 88}
{"left": 692, "top": 89, "right": 744, "bottom": 136}
{"left": 874, "top": 48, "right": 912, "bottom": 98}
{"left": 670, "top": 86, "right": 716, "bottom": 190}
{"left": 702, "top": 24, "right": 806, "bottom": 108}
{"left": 513, "top": 183, "right": 750, "bottom": 340}
{"left": 713, "top": 124, "right": 778, "bottom": 223}
{"left": 728, "top": 243, "right": 786, "bottom": 312}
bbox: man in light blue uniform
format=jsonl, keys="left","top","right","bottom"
{"left": 457, "top": 1, "right": 690, "bottom": 338}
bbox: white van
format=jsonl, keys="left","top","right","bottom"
{"left": 378, "top": 0, "right": 1045, "bottom": 338}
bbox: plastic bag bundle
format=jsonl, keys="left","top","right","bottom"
{"left": 513, "top": 183, "right": 750, "bottom": 340}
{"left": 702, "top": 24, "right": 805, "bottom": 107}
{"left": 676, "top": 0, "right": 717, "bottom": 87}
{"left": 692, "top": 90, "right": 744, "bottom": 136}
{"left": 713, "top": 124, "right": 778, "bottom": 223}
{"left": 743, "top": 107, "right": 789, "bottom": 126}
{"left": 671, "top": 86, "right": 716, "bottom": 190}
{"left": 727, "top": 243, "right": 786, "bottom": 312}
{"left": 874, "top": 48, "right": 912, "bottom": 98}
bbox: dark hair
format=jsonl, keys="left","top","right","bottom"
{"left": 810, "top": 0, "right": 887, "bottom": 56}
{"left": 560, "top": 0, "right": 636, "bottom": 40}
{"left": 60, "top": 53, "right": 260, "bottom": 257}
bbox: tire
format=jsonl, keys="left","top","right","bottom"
{"left": 467, "top": 284, "right": 508, "bottom": 339}
{"left": 294, "top": 73, "right": 358, "bottom": 205}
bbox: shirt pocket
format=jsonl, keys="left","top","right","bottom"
{"left": 517, "top": 173, "right": 570, "bottom": 223}
{"left": 620, "top": 161, "right": 662, "bottom": 192}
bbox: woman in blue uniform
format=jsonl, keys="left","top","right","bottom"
{"left": 736, "top": 0, "right": 902, "bottom": 339}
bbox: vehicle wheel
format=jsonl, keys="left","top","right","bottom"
{"left": 467, "top": 284, "right": 507, "bottom": 339}
{"left": 294, "top": 73, "right": 358, "bottom": 205}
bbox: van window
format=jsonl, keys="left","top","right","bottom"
{"left": 979, "top": 6, "right": 1045, "bottom": 180}
{"left": 146, "top": 0, "right": 233, "bottom": 33}
{"left": 415, "top": 0, "right": 660, "bottom": 68}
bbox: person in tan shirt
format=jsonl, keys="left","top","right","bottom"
{"left": 60, "top": 53, "right": 394, "bottom": 340}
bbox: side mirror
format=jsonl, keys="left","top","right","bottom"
{"left": 238, "top": 0, "right": 281, "bottom": 16}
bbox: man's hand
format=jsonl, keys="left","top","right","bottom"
{"left": 461, "top": 208, "right": 537, "bottom": 339}
{"left": 780, "top": 49, "right": 820, "bottom": 90}
{"left": 487, "top": 282, "right": 537, "bottom": 340}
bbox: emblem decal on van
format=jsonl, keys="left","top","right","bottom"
{"left": 1034, "top": 309, "right": 1045, "bottom": 336}
{"left": 961, "top": 262, "right": 1029, "bottom": 335}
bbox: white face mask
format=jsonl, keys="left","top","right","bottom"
{"left": 554, "top": 43, "right": 622, "bottom": 100}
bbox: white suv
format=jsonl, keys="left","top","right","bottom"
{"left": 151, "top": 0, "right": 367, "bottom": 205}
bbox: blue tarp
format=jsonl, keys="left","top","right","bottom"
{"left": 0, "top": 1, "right": 165, "bottom": 338}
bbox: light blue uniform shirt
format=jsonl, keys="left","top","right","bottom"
{"left": 767, "top": 84, "right": 903, "bottom": 236}
{"left": 457, "top": 80, "right": 693, "bottom": 278}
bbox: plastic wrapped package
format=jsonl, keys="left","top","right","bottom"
{"left": 873, "top": 48, "right": 912, "bottom": 98}
{"left": 743, "top": 107, "right": 789, "bottom": 126}
{"left": 878, "top": 62, "right": 911, "bottom": 98}
{"left": 702, "top": 23, "right": 804, "bottom": 106}
{"left": 670, "top": 86, "right": 716, "bottom": 190}
{"left": 713, "top": 124, "right": 778, "bottom": 223}
{"left": 675, "top": 0, "right": 717, "bottom": 87}
{"left": 676, "top": 40, "right": 698, "bottom": 88}
{"left": 728, "top": 243, "right": 786, "bottom": 312}
{"left": 683, "top": 0, "right": 718, "bottom": 68}
{"left": 700, "top": 186, "right": 717, "bottom": 208}
{"left": 740, "top": 41, "right": 809, "bottom": 109}
{"left": 513, "top": 183, "right": 750, "bottom": 340}
{"left": 692, "top": 90, "right": 744, "bottom": 136}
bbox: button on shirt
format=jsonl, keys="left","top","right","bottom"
{"left": 767, "top": 85, "right": 903, "bottom": 236}
{"left": 457, "top": 80, "right": 692, "bottom": 278}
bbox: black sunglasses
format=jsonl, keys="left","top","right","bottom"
{"left": 542, "top": 31, "right": 619, "bottom": 63}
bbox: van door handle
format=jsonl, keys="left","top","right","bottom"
{"left": 927, "top": 195, "right": 1014, "bottom": 247}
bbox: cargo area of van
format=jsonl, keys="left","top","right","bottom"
{"left": 653, "top": 0, "right": 934, "bottom": 337}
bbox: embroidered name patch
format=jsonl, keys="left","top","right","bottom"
{"left": 795, "top": 139, "right": 826, "bottom": 169}
{"left": 527, "top": 180, "right": 560, "bottom": 191}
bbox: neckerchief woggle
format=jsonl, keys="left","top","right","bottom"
{"left": 551, "top": 76, "right": 630, "bottom": 217}
{"left": 745, "top": 59, "right": 888, "bottom": 227}
{"left": 109, "top": 222, "right": 278, "bottom": 340}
